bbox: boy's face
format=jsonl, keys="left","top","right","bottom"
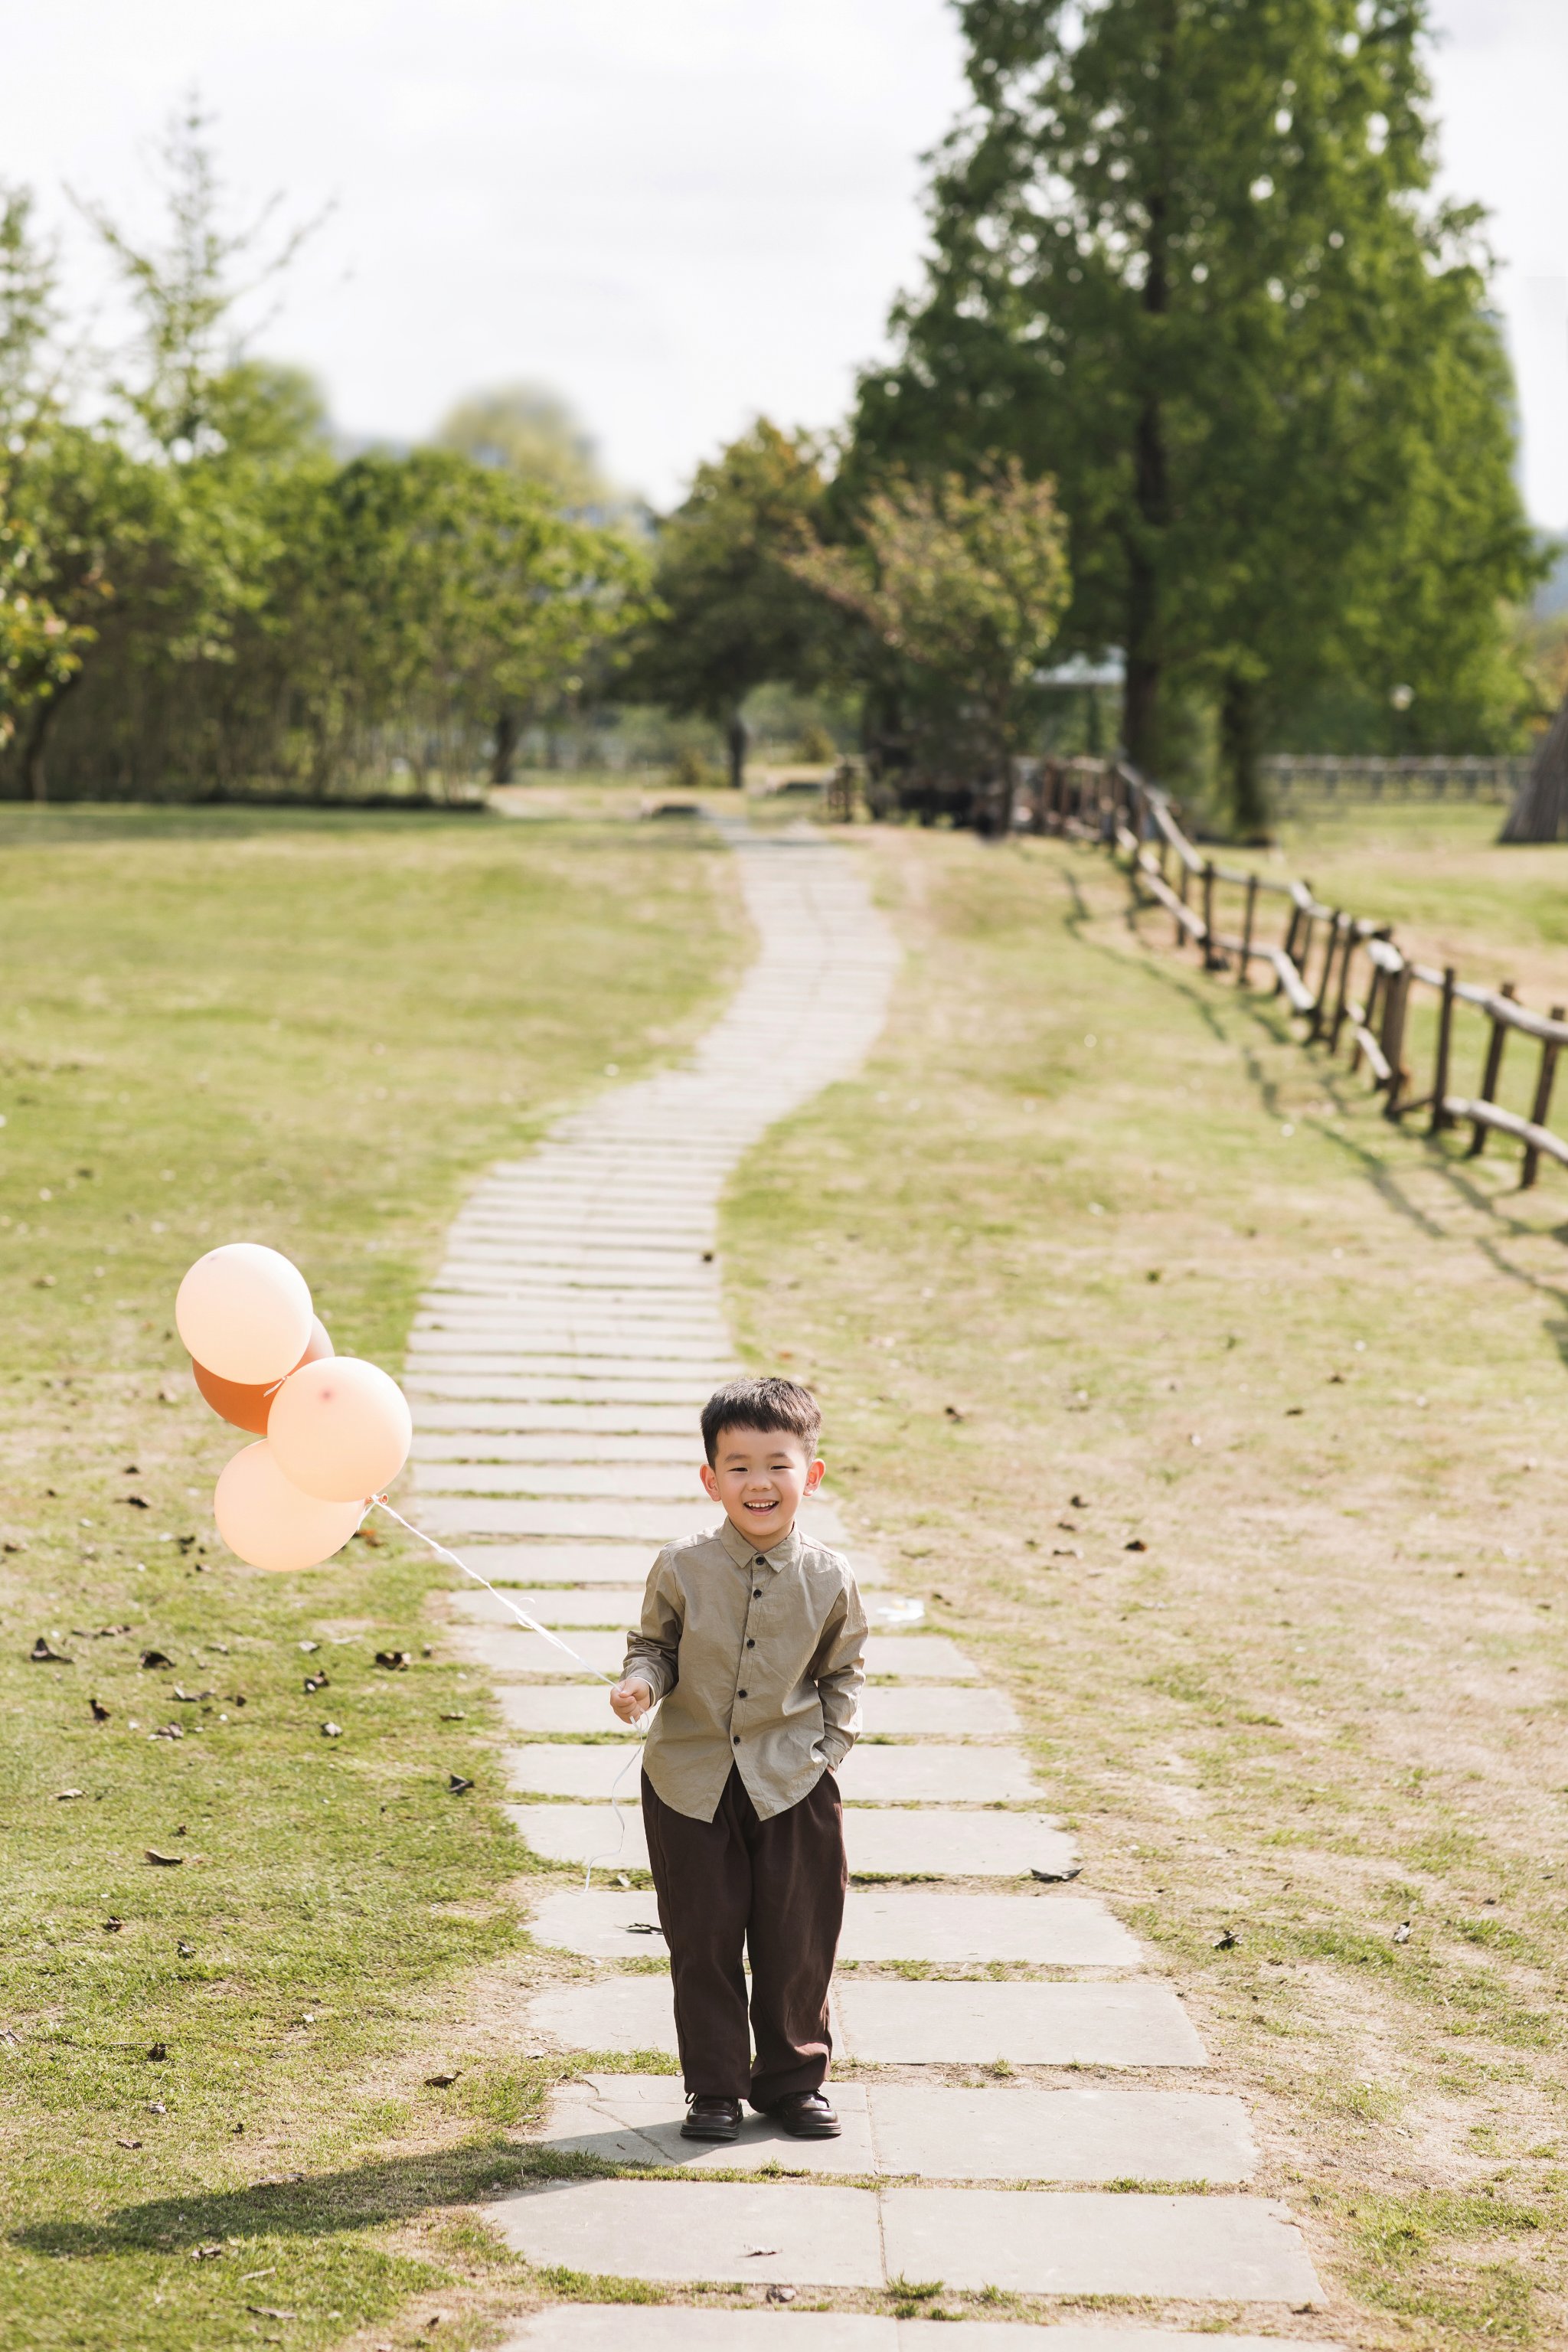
{"left": 700, "top": 1423, "right": 825, "bottom": 1549}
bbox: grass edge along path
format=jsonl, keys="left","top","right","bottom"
{"left": 0, "top": 802, "right": 743, "bottom": 2352}
{"left": 720, "top": 822, "right": 1568, "bottom": 2352}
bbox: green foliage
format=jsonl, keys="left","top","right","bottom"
{"left": 851, "top": 0, "right": 1538, "bottom": 824}
{"left": 790, "top": 456, "right": 1070, "bottom": 781}
{"left": 1, "top": 113, "right": 645, "bottom": 802}
{"left": 622, "top": 420, "right": 839, "bottom": 762}
{"left": 435, "top": 381, "right": 616, "bottom": 514}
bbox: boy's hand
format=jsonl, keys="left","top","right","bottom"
{"left": 611, "top": 1676, "right": 654, "bottom": 1724}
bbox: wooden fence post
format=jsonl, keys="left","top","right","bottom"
{"left": 1278, "top": 902, "right": 1300, "bottom": 996}
{"left": 1328, "top": 920, "right": 1358, "bottom": 1052}
{"left": 1521, "top": 1007, "right": 1566, "bottom": 1189}
{"left": 1201, "top": 861, "right": 1221, "bottom": 968}
{"left": 1467, "top": 982, "right": 1517, "bottom": 1158}
{"left": 1429, "top": 966, "right": 1455, "bottom": 1135}
{"left": 1351, "top": 959, "right": 1385, "bottom": 1078}
{"left": 1175, "top": 858, "right": 1190, "bottom": 946}
{"left": 1238, "top": 872, "right": 1257, "bottom": 986}
{"left": 1381, "top": 961, "right": 1411, "bottom": 1116}
{"left": 1310, "top": 911, "right": 1342, "bottom": 1038}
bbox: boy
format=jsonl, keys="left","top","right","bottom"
{"left": 610, "top": 1375, "right": 867, "bottom": 2143}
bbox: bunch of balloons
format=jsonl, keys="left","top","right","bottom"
{"left": 177, "top": 1243, "right": 412, "bottom": 1572}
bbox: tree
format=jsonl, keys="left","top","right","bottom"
{"left": 435, "top": 384, "right": 615, "bottom": 514}
{"left": 852, "top": 0, "right": 1537, "bottom": 827}
{"left": 789, "top": 457, "right": 1070, "bottom": 806}
{"left": 622, "top": 421, "right": 838, "bottom": 786}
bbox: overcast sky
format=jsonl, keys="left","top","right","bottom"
{"left": 3, "top": 0, "right": 1565, "bottom": 521}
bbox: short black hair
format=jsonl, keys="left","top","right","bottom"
{"left": 701, "top": 1377, "right": 822, "bottom": 1467}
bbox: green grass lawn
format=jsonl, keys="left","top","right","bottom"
{"left": 722, "top": 815, "right": 1568, "bottom": 2350}
{"left": 0, "top": 802, "right": 740, "bottom": 2350}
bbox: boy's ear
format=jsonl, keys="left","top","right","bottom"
{"left": 804, "top": 1455, "right": 826, "bottom": 1494}
{"left": 698, "top": 1459, "right": 721, "bottom": 1501}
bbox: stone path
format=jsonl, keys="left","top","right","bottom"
{"left": 411, "top": 821, "right": 1334, "bottom": 2340}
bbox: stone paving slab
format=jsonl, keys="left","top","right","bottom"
{"left": 403, "top": 1375, "right": 714, "bottom": 1406}
{"left": 868, "top": 2084, "right": 1256, "bottom": 2182}
{"left": 489, "top": 2177, "right": 884, "bottom": 2286}
{"left": 535, "top": 2075, "right": 1256, "bottom": 2184}
{"left": 410, "top": 1404, "right": 699, "bottom": 1435}
{"left": 442, "top": 1543, "right": 656, "bottom": 1582}
{"left": 475, "top": 1589, "right": 645, "bottom": 1628}
{"left": 507, "top": 1802, "right": 1076, "bottom": 1880}
{"left": 406, "top": 1342, "right": 737, "bottom": 1376}
{"left": 411, "top": 1430, "right": 699, "bottom": 1460}
{"left": 835, "top": 1981, "right": 1206, "bottom": 2067}
{"left": 416, "top": 1462, "right": 706, "bottom": 1498}
{"left": 420, "top": 1499, "right": 724, "bottom": 1542}
{"left": 524, "top": 1977, "right": 1204, "bottom": 2073}
{"left": 527, "top": 1887, "right": 1138, "bottom": 1966}
{"left": 501, "top": 1741, "right": 1037, "bottom": 1806}
{"left": 880, "top": 2186, "right": 1321, "bottom": 2301}
{"left": 541, "top": 2074, "right": 875, "bottom": 2174}
{"left": 498, "top": 2314, "right": 1336, "bottom": 2352}
{"left": 452, "top": 1626, "right": 951, "bottom": 1678}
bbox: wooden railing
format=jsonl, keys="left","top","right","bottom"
{"left": 1019, "top": 759, "right": 1568, "bottom": 1189}
{"left": 1263, "top": 754, "right": 1527, "bottom": 805}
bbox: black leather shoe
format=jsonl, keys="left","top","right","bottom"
{"left": 681, "top": 2095, "right": 742, "bottom": 2141}
{"left": 761, "top": 2090, "right": 841, "bottom": 2138}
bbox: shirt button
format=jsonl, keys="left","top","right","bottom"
{"left": 746, "top": 1638, "right": 756, "bottom": 1648}
{"left": 737, "top": 1688, "right": 748, "bottom": 1698}
{"left": 753, "top": 1589, "right": 762, "bottom": 1599}
{"left": 733, "top": 1733, "right": 740, "bottom": 1744}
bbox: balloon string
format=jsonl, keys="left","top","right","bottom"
{"left": 369, "top": 1495, "right": 648, "bottom": 1895}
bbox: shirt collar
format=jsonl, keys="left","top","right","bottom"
{"left": 717, "top": 1517, "right": 802, "bottom": 1573}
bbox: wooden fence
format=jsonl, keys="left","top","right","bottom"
{"left": 1020, "top": 758, "right": 1568, "bottom": 1190}
{"left": 1263, "top": 754, "right": 1527, "bottom": 805}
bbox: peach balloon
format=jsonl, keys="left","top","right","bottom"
{"left": 214, "top": 1441, "right": 363, "bottom": 1573}
{"left": 193, "top": 1315, "right": 335, "bottom": 1436}
{"left": 266, "top": 1356, "right": 413, "bottom": 1504}
{"left": 176, "top": 1243, "right": 313, "bottom": 1386}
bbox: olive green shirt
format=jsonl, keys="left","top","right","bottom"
{"left": 622, "top": 1517, "right": 867, "bottom": 1824}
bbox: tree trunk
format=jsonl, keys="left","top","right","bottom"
{"left": 21, "top": 674, "right": 83, "bottom": 805}
{"left": 724, "top": 708, "right": 748, "bottom": 791}
{"left": 1220, "top": 671, "right": 1269, "bottom": 841}
{"left": 492, "top": 704, "right": 520, "bottom": 787}
{"left": 1501, "top": 694, "right": 1568, "bottom": 842}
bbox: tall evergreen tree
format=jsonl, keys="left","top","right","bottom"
{"left": 852, "top": 0, "right": 1536, "bottom": 825}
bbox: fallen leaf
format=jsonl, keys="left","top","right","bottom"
{"left": 103, "top": 1918, "right": 123, "bottom": 1933}
{"left": 1393, "top": 1920, "right": 1412, "bottom": 1945}
{"left": 1284, "top": 1406, "right": 1304, "bottom": 1418}
{"left": 90, "top": 1697, "right": 110, "bottom": 1722}
{"left": 0, "top": 2029, "right": 18, "bottom": 2046}
{"left": 145, "top": 1850, "right": 185, "bottom": 1867}
{"left": 30, "top": 1636, "right": 72, "bottom": 1664}
{"left": 320, "top": 1721, "right": 342, "bottom": 1739}
{"left": 1070, "top": 1494, "right": 1091, "bottom": 1509}
{"left": 146, "top": 2041, "right": 168, "bottom": 2060}
{"left": 150, "top": 1724, "right": 184, "bottom": 1741}
{"left": 447, "top": 1773, "right": 473, "bottom": 1794}
{"left": 172, "top": 1686, "right": 214, "bottom": 1704}
{"left": 626, "top": 1922, "right": 662, "bottom": 1937}
{"left": 1057, "top": 1517, "right": 1077, "bottom": 1531}
{"left": 766, "top": 2285, "right": 797, "bottom": 2304}
{"left": 439, "top": 1710, "right": 466, "bottom": 1721}
{"left": 425, "top": 2069, "right": 459, "bottom": 2087}
{"left": 302, "top": 1671, "right": 330, "bottom": 1694}
{"left": 116, "top": 2136, "right": 142, "bottom": 2149}
{"left": 247, "top": 2309, "right": 297, "bottom": 2323}
{"left": 374, "top": 1649, "right": 412, "bottom": 1671}
{"left": 743, "top": 2247, "right": 781, "bottom": 2259}
{"left": 1213, "top": 1928, "right": 1237, "bottom": 1951}
{"left": 942, "top": 1403, "right": 965, "bottom": 1422}
{"left": 122, "top": 1494, "right": 150, "bottom": 1509}
{"left": 299, "top": 1640, "right": 320, "bottom": 1654}
{"left": 176, "top": 1939, "right": 195, "bottom": 1958}
{"left": 34, "top": 1273, "right": 55, "bottom": 1288}
{"left": 1124, "top": 1538, "right": 1148, "bottom": 1553}
{"left": 1051, "top": 1545, "right": 1082, "bottom": 1560}
{"left": 1031, "top": 1865, "right": 1082, "bottom": 1884}
{"left": 139, "top": 1649, "right": 174, "bottom": 1670}
{"left": 1328, "top": 1372, "right": 1345, "bottom": 1384}
{"left": 191, "top": 2243, "right": 223, "bottom": 2261}
{"left": 57, "top": 1788, "right": 85, "bottom": 1802}
{"left": 145, "top": 2099, "right": 166, "bottom": 2114}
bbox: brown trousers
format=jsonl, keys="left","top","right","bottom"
{"left": 642, "top": 1763, "right": 847, "bottom": 2106}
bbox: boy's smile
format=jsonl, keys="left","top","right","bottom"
{"left": 699, "top": 1425, "right": 825, "bottom": 1547}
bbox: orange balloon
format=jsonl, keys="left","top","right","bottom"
{"left": 192, "top": 1316, "right": 334, "bottom": 1436}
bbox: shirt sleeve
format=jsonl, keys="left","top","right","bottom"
{"left": 621, "top": 1547, "right": 683, "bottom": 1700}
{"left": 810, "top": 1566, "right": 868, "bottom": 1769}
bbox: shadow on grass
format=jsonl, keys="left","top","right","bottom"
{"left": 11, "top": 2137, "right": 527, "bottom": 2262}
